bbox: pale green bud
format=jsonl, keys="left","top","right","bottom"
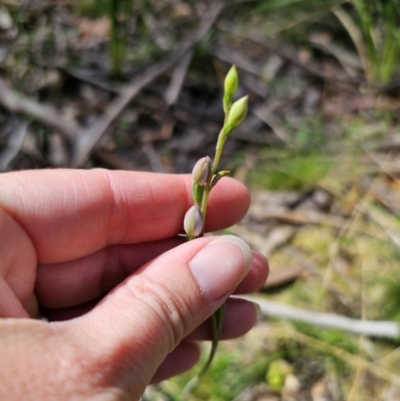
{"left": 224, "top": 65, "right": 238, "bottom": 96}
{"left": 224, "top": 95, "right": 248, "bottom": 135}
{"left": 192, "top": 156, "right": 212, "bottom": 186}
{"left": 184, "top": 205, "right": 203, "bottom": 238}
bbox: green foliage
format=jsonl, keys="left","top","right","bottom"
{"left": 71, "top": 0, "right": 109, "bottom": 17}
{"left": 380, "top": 277, "right": 400, "bottom": 323}
{"left": 125, "top": 42, "right": 160, "bottom": 64}
{"left": 266, "top": 359, "right": 293, "bottom": 391}
{"left": 71, "top": 0, "right": 130, "bottom": 76}
{"left": 374, "top": 233, "right": 400, "bottom": 324}
{"left": 250, "top": 152, "right": 332, "bottom": 190}
{"left": 252, "top": 0, "right": 339, "bottom": 13}
{"left": 294, "top": 323, "right": 359, "bottom": 355}
{"left": 350, "top": 0, "right": 400, "bottom": 84}
{"left": 246, "top": 0, "right": 400, "bottom": 85}
{"left": 108, "top": 0, "right": 130, "bottom": 77}
{"left": 289, "top": 117, "right": 327, "bottom": 150}
{"left": 168, "top": 346, "right": 270, "bottom": 400}
{"left": 283, "top": 324, "right": 358, "bottom": 379}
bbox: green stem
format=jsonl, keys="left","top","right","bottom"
{"left": 200, "top": 187, "right": 210, "bottom": 222}
{"left": 212, "top": 102, "right": 230, "bottom": 173}
{"left": 181, "top": 304, "right": 226, "bottom": 396}
{"left": 197, "top": 303, "right": 226, "bottom": 376}
{"left": 182, "top": 91, "right": 233, "bottom": 397}
{"left": 200, "top": 128, "right": 226, "bottom": 226}
{"left": 211, "top": 132, "right": 226, "bottom": 174}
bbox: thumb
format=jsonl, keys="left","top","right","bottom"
{"left": 72, "top": 235, "right": 252, "bottom": 397}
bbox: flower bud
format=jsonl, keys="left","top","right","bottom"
{"left": 227, "top": 95, "right": 248, "bottom": 127}
{"left": 224, "top": 65, "right": 238, "bottom": 96}
{"left": 192, "top": 156, "right": 212, "bottom": 186}
{"left": 184, "top": 205, "right": 203, "bottom": 238}
{"left": 224, "top": 95, "right": 248, "bottom": 136}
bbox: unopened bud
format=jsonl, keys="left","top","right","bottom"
{"left": 192, "top": 156, "right": 212, "bottom": 186}
{"left": 224, "top": 65, "right": 238, "bottom": 96}
{"left": 224, "top": 95, "right": 248, "bottom": 136}
{"left": 184, "top": 205, "right": 203, "bottom": 238}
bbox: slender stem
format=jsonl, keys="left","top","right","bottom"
{"left": 197, "top": 313, "right": 219, "bottom": 375}
{"left": 224, "top": 104, "right": 230, "bottom": 125}
{"left": 198, "top": 125, "right": 226, "bottom": 224}
{"left": 213, "top": 102, "right": 230, "bottom": 172}
{"left": 200, "top": 186, "right": 211, "bottom": 224}
{"left": 211, "top": 132, "right": 226, "bottom": 174}
{"left": 200, "top": 129, "right": 226, "bottom": 226}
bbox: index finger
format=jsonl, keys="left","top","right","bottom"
{"left": 0, "top": 169, "right": 250, "bottom": 263}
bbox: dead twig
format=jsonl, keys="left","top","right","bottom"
{"left": 0, "top": 121, "right": 29, "bottom": 171}
{"left": 69, "top": 1, "right": 225, "bottom": 167}
{"left": 228, "top": 224, "right": 297, "bottom": 257}
{"left": 219, "top": 26, "right": 360, "bottom": 85}
{"left": 248, "top": 207, "right": 347, "bottom": 229}
{"left": 141, "top": 142, "right": 165, "bottom": 173}
{"left": 263, "top": 266, "right": 307, "bottom": 289}
{"left": 0, "top": 78, "right": 77, "bottom": 141}
{"left": 58, "top": 67, "right": 120, "bottom": 94}
{"left": 248, "top": 206, "right": 382, "bottom": 240}
{"left": 164, "top": 50, "right": 193, "bottom": 106}
{"left": 241, "top": 295, "right": 400, "bottom": 340}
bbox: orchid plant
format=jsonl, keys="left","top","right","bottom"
{"left": 182, "top": 65, "right": 248, "bottom": 393}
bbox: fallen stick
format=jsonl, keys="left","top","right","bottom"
{"left": 263, "top": 266, "right": 307, "bottom": 289}
{"left": 0, "top": 79, "right": 77, "bottom": 141}
{"left": 164, "top": 50, "right": 194, "bottom": 106}
{"left": 0, "top": 121, "right": 29, "bottom": 170}
{"left": 241, "top": 295, "right": 400, "bottom": 340}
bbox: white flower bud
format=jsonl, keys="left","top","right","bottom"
{"left": 192, "top": 156, "right": 212, "bottom": 186}
{"left": 184, "top": 205, "right": 203, "bottom": 238}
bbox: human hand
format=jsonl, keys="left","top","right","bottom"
{"left": 0, "top": 169, "right": 268, "bottom": 400}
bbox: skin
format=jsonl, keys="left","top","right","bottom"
{"left": 0, "top": 169, "right": 269, "bottom": 400}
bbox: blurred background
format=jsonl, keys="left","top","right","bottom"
{"left": 2, "top": 0, "right": 400, "bottom": 399}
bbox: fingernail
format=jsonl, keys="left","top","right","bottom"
{"left": 189, "top": 235, "right": 252, "bottom": 302}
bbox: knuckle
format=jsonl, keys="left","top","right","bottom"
{"left": 127, "top": 276, "right": 195, "bottom": 352}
